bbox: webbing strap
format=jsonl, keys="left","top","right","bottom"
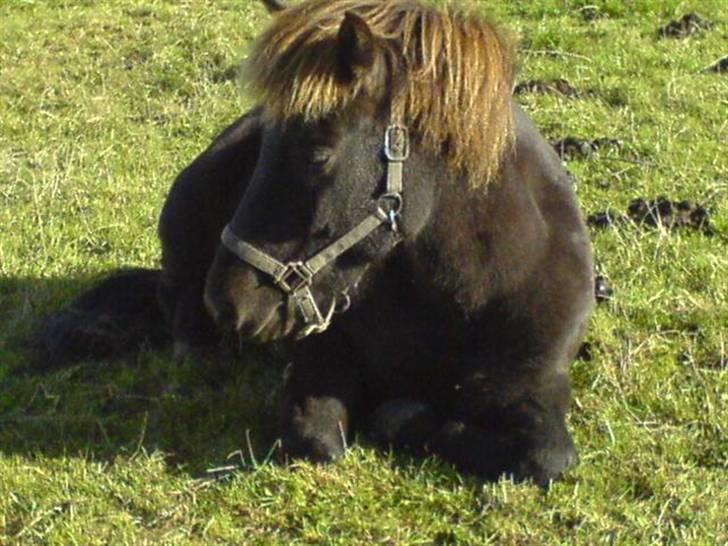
{"left": 305, "top": 209, "right": 388, "bottom": 275}
{"left": 223, "top": 210, "right": 388, "bottom": 287}
{"left": 221, "top": 226, "right": 286, "bottom": 280}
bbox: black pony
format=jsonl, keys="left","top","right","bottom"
{"left": 37, "top": 0, "right": 594, "bottom": 486}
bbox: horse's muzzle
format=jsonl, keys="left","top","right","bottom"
{"left": 204, "top": 260, "right": 293, "bottom": 343}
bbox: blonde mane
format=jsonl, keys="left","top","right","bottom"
{"left": 244, "top": 0, "right": 516, "bottom": 187}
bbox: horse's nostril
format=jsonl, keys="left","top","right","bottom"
{"left": 313, "top": 225, "right": 333, "bottom": 240}
{"left": 213, "top": 301, "right": 238, "bottom": 331}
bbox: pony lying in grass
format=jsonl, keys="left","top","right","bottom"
{"left": 37, "top": 0, "right": 594, "bottom": 486}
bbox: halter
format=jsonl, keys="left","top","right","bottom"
{"left": 220, "top": 121, "right": 409, "bottom": 338}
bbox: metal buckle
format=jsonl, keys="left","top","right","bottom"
{"left": 276, "top": 262, "right": 313, "bottom": 293}
{"left": 384, "top": 125, "right": 409, "bottom": 161}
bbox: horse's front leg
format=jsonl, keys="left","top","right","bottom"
{"left": 157, "top": 274, "right": 220, "bottom": 360}
{"left": 371, "top": 367, "right": 577, "bottom": 486}
{"left": 279, "top": 329, "right": 364, "bottom": 463}
{"left": 372, "top": 288, "right": 591, "bottom": 485}
{"left": 454, "top": 368, "right": 578, "bottom": 485}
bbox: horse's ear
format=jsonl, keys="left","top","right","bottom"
{"left": 337, "top": 12, "right": 377, "bottom": 78}
{"left": 261, "top": 0, "right": 286, "bottom": 13}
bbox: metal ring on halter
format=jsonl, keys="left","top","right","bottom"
{"left": 376, "top": 193, "right": 403, "bottom": 231}
{"left": 377, "top": 192, "right": 403, "bottom": 214}
{"left": 335, "top": 291, "right": 352, "bottom": 314}
{"left": 377, "top": 193, "right": 402, "bottom": 218}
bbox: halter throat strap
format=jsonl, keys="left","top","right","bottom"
{"left": 220, "top": 122, "right": 409, "bottom": 338}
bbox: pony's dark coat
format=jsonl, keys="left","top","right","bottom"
{"left": 36, "top": 0, "right": 594, "bottom": 486}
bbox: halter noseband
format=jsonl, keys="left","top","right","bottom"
{"left": 220, "top": 122, "right": 409, "bottom": 338}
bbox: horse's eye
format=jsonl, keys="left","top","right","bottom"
{"left": 308, "top": 147, "right": 332, "bottom": 167}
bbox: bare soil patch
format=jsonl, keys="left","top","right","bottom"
{"left": 594, "top": 275, "right": 614, "bottom": 303}
{"left": 551, "top": 137, "right": 621, "bottom": 159}
{"left": 657, "top": 13, "right": 713, "bottom": 38}
{"left": 587, "top": 196, "right": 715, "bottom": 235}
{"left": 706, "top": 56, "right": 728, "bottom": 73}
{"left": 514, "top": 79, "right": 580, "bottom": 97}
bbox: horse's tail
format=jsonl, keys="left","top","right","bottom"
{"left": 31, "top": 268, "right": 170, "bottom": 369}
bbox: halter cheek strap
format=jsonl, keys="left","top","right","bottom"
{"left": 220, "top": 123, "right": 409, "bottom": 338}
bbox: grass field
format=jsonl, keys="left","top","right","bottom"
{"left": 1, "top": 0, "right": 726, "bottom": 544}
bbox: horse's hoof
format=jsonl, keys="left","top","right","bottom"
{"left": 173, "top": 340, "right": 193, "bottom": 362}
{"left": 369, "top": 398, "right": 431, "bottom": 444}
{"left": 516, "top": 441, "right": 578, "bottom": 487}
{"left": 173, "top": 340, "right": 215, "bottom": 363}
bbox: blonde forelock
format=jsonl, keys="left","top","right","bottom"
{"left": 244, "top": 0, "right": 516, "bottom": 187}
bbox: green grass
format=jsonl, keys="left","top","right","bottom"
{"left": 1, "top": 0, "right": 726, "bottom": 544}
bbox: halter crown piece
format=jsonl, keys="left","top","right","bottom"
{"left": 220, "top": 119, "right": 409, "bottom": 338}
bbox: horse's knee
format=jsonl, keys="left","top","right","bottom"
{"left": 172, "top": 284, "right": 219, "bottom": 347}
{"left": 280, "top": 396, "right": 350, "bottom": 464}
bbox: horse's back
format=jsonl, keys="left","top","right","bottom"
{"left": 501, "top": 103, "right": 594, "bottom": 369}
{"left": 510, "top": 104, "right": 584, "bottom": 226}
{"left": 159, "top": 108, "right": 263, "bottom": 281}
{"left": 495, "top": 103, "right": 592, "bottom": 274}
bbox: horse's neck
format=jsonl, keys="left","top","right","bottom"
{"left": 407, "top": 160, "right": 548, "bottom": 314}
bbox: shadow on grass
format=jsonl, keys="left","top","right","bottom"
{"left": 0, "top": 276, "right": 530, "bottom": 488}
{"left": 0, "top": 275, "right": 287, "bottom": 476}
